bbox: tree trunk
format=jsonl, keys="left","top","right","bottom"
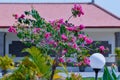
{"left": 50, "top": 48, "right": 62, "bottom": 80}
{"left": 50, "top": 64, "right": 57, "bottom": 80}
{"left": 50, "top": 57, "right": 58, "bottom": 80}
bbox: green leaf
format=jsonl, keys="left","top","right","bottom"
{"left": 102, "top": 66, "right": 115, "bottom": 80}
{"left": 31, "top": 8, "right": 41, "bottom": 20}
{"left": 22, "top": 46, "right": 51, "bottom": 78}
{"left": 46, "top": 24, "right": 54, "bottom": 32}
{"left": 117, "top": 75, "right": 120, "bottom": 80}
{"left": 111, "top": 67, "right": 117, "bottom": 79}
{"left": 18, "top": 18, "right": 22, "bottom": 23}
{"left": 24, "top": 11, "right": 30, "bottom": 15}
{"left": 60, "top": 25, "right": 66, "bottom": 34}
{"left": 17, "top": 32, "right": 24, "bottom": 39}
{"left": 74, "top": 31, "right": 78, "bottom": 36}
{"left": 23, "top": 19, "right": 30, "bottom": 25}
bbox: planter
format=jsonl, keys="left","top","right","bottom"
{"left": 1, "top": 70, "right": 8, "bottom": 76}
{"left": 79, "top": 66, "right": 86, "bottom": 72}
{"left": 118, "top": 66, "right": 120, "bottom": 72}
{"left": 116, "top": 57, "right": 120, "bottom": 72}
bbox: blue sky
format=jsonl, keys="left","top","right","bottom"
{"left": 0, "top": 0, "right": 120, "bottom": 18}
{"left": 95, "top": 0, "right": 120, "bottom": 18}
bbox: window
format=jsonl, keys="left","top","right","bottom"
{"left": 0, "top": 0, "right": 92, "bottom": 3}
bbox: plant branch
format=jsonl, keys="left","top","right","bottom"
{"left": 84, "top": 46, "right": 94, "bottom": 51}
{"left": 49, "top": 56, "right": 58, "bottom": 80}
{"left": 65, "top": 15, "right": 73, "bottom": 23}
{"left": 50, "top": 48, "right": 62, "bottom": 80}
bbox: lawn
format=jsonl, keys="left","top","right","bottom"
{"left": 83, "top": 78, "right": 102, "bottom": 80}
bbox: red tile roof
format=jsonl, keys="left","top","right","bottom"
{"left": 0, "top": 3, "right": 120, "bottom": 28}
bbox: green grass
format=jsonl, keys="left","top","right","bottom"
{"left": 83, "top": 77, "right": 102, "bottom": 80}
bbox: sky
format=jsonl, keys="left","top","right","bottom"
{"left": 0, "top": 0, "right": 120, "bottom": 18}
{"left": 95, "top": 0, "right": 120, "bottom": 18}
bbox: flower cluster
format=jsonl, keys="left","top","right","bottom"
{"left": 8, "top": 26, "right": 17, "bottom": 33}
{"left": 99, "top": 45, "right": 109, "bottom": 54}
{"left": 8, "top": 4, "right": 107, "bottom": 68}
{"left": 74, "top": 57, "right": 90, "bottom": 66}
{"left": 72, "top": 4, "right": 84, "bottom": 17}
{"left": 13, "top": 14, "right": 25, "bottom": 19}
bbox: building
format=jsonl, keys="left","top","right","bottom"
{"left": 0, "top": 2, "right": 120, "bottom": 71}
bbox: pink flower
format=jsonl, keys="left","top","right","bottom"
{"left": 66, "top": 27, "right": 75, "bottom": 31}
{"left": 85, "top": 37, "right": 93, "bottom": 44}
{"left": 59, "top": 57, "right": 64, "bottom": 63}
{"left": 81, "top": 44, "right": 85, "bottom": 47}
{"left": 78, "top": 34, "right": 84, "bottom": 39}
{"left": 44, "top": 32, "right": 51, "bottom": 39}
{"left": 20, "top": 14, "right": 25, "bottom": 18}
{"left": 62, "top": 49, "right": 67, "bottom": 55}
{"left": 66, "top": 26, "right": 78, "bottom": 31}
{"left": 78, "top": 62, "right": 82, "bottom": 66}
{"left": 72, "top": 43, "right": 77, "bottom": 49}
{"left": 33, "top": 28, "right": 41, "bottom": 34}
{"left": 49, "top": 20, "right": 55, "bottom": 26}
{"left": 56, "top": 24, "right": 61, "bottom": 30}
{"left": 48, "top": 40, "right": 58, "bottom": 47}
{"left": 72, "top": 43, "right": 80, "bottom": 50}
{"left": 66, "top": 58, "right": 71, "bottom": 63}
{"left": 8, "top": 26, "right": 17, "bottom": 33}
{"left": 48, "top": 40, "right": 54, "bottom": 45}
{"left": 53, "top": 41, "right": 58, "bottom": 47}
{"left": 68, "top": 42, "right": 72, "bottom": 47}
{"left": 74, "top": 26, "right": 79, "bottom": 31}
{"left": 61, "top": 34, "right": 68, "bottom": 41}
{"left": 49, "top": 19, "right": 64, "bottom": 31}
{"left": 99, "top": 46, "right": 105, "bottom": 51}
{"left": 71, "top": 37, "right": 76, "bottom": 42}
{"left": 74, "top": 63, "right": 78, "bottom": 66}
{"left": 83, "top": 35, "right": 87, "bottom": 40}
{"left": 73, "top": 4, "right": 84, "bottom": 17}
{"left": 49, "top": 19, "right": 63, "bottom": 26}
{"left": 79, "top": 24, "right": 85, "bottom": 30}
{"left": 84, "top": 57, "right": 90, "bottom": 65}
{"left": 13, "top": 14, "right": 18, "bottom": 19}
{"left": 58, "top": 19, "right": 64, "bottom": 24}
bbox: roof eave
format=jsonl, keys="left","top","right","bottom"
{"left": 1, "top": 26, "right": 120, "bottom": 28}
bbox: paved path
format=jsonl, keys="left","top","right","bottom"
{"left": 0, "top": 72, "right": 103, "bottom": 78}
{"left": 0, "top": 72, "right": 120, "bottom": 78}
{"left": 58, "top": 72, "right": 103, "bottom": 78}
{"left": 59, "top": 72, "right": 120, "bottom": 78}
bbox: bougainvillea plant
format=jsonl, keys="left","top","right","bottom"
{"left": 8, "top": 4, "right": 108, "bottom": 80}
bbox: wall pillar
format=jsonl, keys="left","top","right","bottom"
{"left": 0, "top": 32, "right": 6, "bottom": 56}
{"left": 115, "top": 32, "right": 120, "bottom": 47}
